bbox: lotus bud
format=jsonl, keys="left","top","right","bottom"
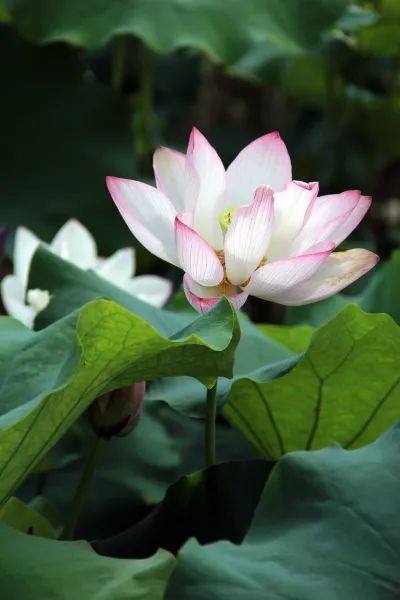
{"left": 89, "top": 381, "right": 145, "bottom": 437}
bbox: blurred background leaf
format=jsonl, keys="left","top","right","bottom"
{"left": 4, "top": 0, "right": 350, "bottom": 58}
{"left": 0, "top": 27, "right": 135, "bottom": 254}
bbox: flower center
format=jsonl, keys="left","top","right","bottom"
{"left": 214, "top": 249, "right": 235, "bottom": 294}
{"left": 26, "top": 288, "right": 50, "bottom": 312}
{"left": 214, "top": 249, "right": 267, "bottom": 293}
{"left": 218, "top": 206, "right": 238, "bottom": 234}
{"left": 216, "top": 207, "right": 268, "bottom": 293}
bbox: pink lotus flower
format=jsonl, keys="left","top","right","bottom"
{"left": 107, "top": 129, "right": 378, "bottom": 313}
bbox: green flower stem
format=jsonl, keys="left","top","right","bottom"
{"left": 35, "top": 469, "right": 48, "bottom": 496}
{"left": 205, "top": 381, "right": 218, "bottom": 467}
{"left": 112, "top": 35, "right": 126, "bottom": 91}
{"left": 60, "top": 435, "right": 107, "bottom": 541}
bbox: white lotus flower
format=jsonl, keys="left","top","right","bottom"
{"left": 1, "top": 219, "right": 172, "bottom": 327}
{"left": 107, "top": 128, "right": 379, "bottom": 313}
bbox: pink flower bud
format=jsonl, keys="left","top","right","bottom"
{"left": 89, "top": 382, "right": 145, "bottom": 437}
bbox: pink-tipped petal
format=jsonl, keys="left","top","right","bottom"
{"left": 175, "top": 215, "right": 224, "bottom": 286}
{"left": 267, "top": 249, "right": 379, "bottom": 306}
{"left": 226, "top": 132, "right": 292, "bottom": 206}
{"left": 308, "top": 190, "right": 361, "bottom": 225}
{"left": 183, "top": 274, "right": 248, "bottom": 314}
{"left": 328, "top": 195, "right": 372, "bottom": 246}
{"left": 267, "top": 181, "right": 319, "bottom": 259}
{"left": 106, "top": 176, "right": 178, "bottom": 266}
{"left": 183, "top": 275, "right": 221, "bottom": 313}
{"left": 224, "top": 185, "right": 274, "bottom": 286}
{"left": 245, "top": 243, "right": 334, "bottom": 300}
{"left": 184, "top": 127, "right": 226, "bottom": 247}
{"left": 153, "top": 146, "right": 186, "bottom": 211}
{"left": 293, "top": 190, "right": 360, "bottom": 253}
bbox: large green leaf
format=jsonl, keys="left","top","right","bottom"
{"left": 0, "top": 28, "right": 135, "bottom": 253}
{"left": 0, "top": 497, "right": 55, "bottom": 538}
{"left": 93, "top": 459, "right": 272, "bottom": 558}
{"left": 146, "top": 325, "right": 297, "bottom": 416}
{"left": 286, "top": 250, "right": 400, "bottom": 327}
{"left": 19, "top": 401, "right": 258, "bottom": 541}
{"left": 256, "top": 323, "right": 314, "bottom": 353}
{"left": 30, "top": 246, "right": 192, "bottom": 335}
{"left": 166, "top": 424, "right": 400, "bottom": 599}
{"left": 0, "top": 297, "right": 239, "bottom": 506}
{"left": 5, "top": 0, "right": 349, "bottom": 61}
{"left": 161, "top": 292, "right": 303, "bottom": 410}
{"left": 225, "top": 305, "right": 400, "bottom": 459}
{"left": 0, "top": 524, "right": 174, "bottom": 599}
{"left": 30, "top": 247, "right": 299, "bottom": 415}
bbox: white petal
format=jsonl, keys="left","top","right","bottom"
{"left": 14, "top": 226, "right": 41, "bottom": 289}
{"left": 153, "top": 146, "right": 186, "bottom": 212}
{"left": 51, "top": 219, "right": 98, "bottom": 270}
{"left": 183, "top": 274, "right": 248, "bottom": 314}
{"left": 107, "top": 177, "right": 178, "bottom": 266}
{"left": 184, "top": 128, "right": 226, "bottom": 248}
{"left": 95, "top": 247, "right": 136, "bottom": 286}
{"left": 175, "top": 214, "right": 224, "bottom": 286}
{"left": 267, "top": 181, "right": 319, "bottom": 260}
{"left": 1, "top": 275, "right": 36, "bottom": 328}
{"left": 245, "top": 243, "right": 334, "bottom": 300}
{"left": 292, "top": 190, "right": 360, "bottom": 253}
{"left": 123, "top": 275, "right": 172, "bottom": 307}
{"left": 269, "top": 249, "right": 379, "bottom": 305}
{"left": 226, "top": 132, "right": 292, "bottom": 206}
{"left": 224, "top": 185, "right": 274, "bottom": 286}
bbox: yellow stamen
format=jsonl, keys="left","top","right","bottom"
{"left": 240, "top": 257, "right": 268, "bottom": 287}
{"left": 218, "top": 207, "right": 238, "bottom": 234}
{"left": 257, "top": 257, "right": 268, "bottom": 269}
{"left": 214, "top": 248, "right": 268, "bottom": 292}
